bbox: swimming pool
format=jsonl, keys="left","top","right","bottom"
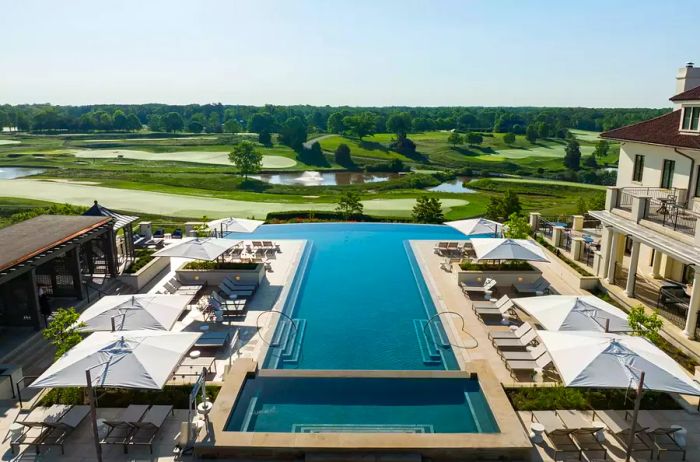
{"left": 225, "top": 375, "right": 499, "bottom": 433}
{"left": 237, "top": 223, "right": 470, "bottom": 370}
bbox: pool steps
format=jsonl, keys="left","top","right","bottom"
{"left": 413, "top": 319, "right": 447, "bottom": 365}
{"left": 269, "top": 317, "right": 307, "bottom": 367}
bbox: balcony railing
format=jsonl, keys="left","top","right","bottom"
{"left": 619, "top": 187, "right": 688, "bottom": 206}
{"left": 644, "top": 198, "right": 699, "bottom": 237}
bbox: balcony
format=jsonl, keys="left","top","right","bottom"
{"left": 611, "top": 187, "right": 698, "bottom": 238}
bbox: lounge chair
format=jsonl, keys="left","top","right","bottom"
{"left": 218, "top": 284, "right": 254, "bottom": 300}
{"left": 556, "top": 410, "right": 608, "bottom": 460}
{"left": 221, "top": 278, "right": 257, "bottom": 293}
{"left": 11, "top": 405, "right": 72, "bottom": 454}
{"left": 473, "top": 295, "right": 514, "bottom": 318}
{"left": 210, "top": 291, "right": 246, "bottom": 310}
{"left": 128, "top": 405, "right": 174, "bottom": 454}
{"left": 648, "top": 427, "right": 686, "bottom": 460}
{"left": 434, "top": 242, "right": 449, "bottom": 255}
{"left": 38, "top": 405, "right": 90, "bottom": 454}
{"left": 172, "top": 229, "right": 183, "bottom": 239}
{"left": 459, "top": 278, "right": 497, "bottom": 295}
{"left": 153, "top": 228, "right": 164, "bottom": 239}
{"left": 595, "top": 411, "right": 653, "bottom": 460}
{"left": 262, "top": 240, "right": 279, "bottom": 251}
{"left": 531, "top": 411, "right": 581, "bottom": 460}
{"left": 492, "top": 327, "right": 538, "bottom": 350}
{"left": 505, "top": 352, "right": 552, "bottom": 378}
{"left": 514, "top": 277, "right": 550, "bottom": 296}
{"left": 251, "top": 240, "right": 263, "bottom": 249}
{"left": 488, "top": 322, "right": 533, "bottom": 340}
{"left": 499, "top": 343, "right": 547, "bottom": 361}
{"left": 101, "top": 404, "right": 150, "bottom": 453}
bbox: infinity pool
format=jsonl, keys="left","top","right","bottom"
{"left": 225, "top": 376, "right": 499, "bottom": 433}
{"left": 234, "top": 223, "right": 470, "bottom": 370}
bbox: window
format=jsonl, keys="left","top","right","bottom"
{"left": 681, "top": 106, "right": 700, "bottom": 131}
{"left": 632, "top": 155, "right": 644, "bottom": 182}
{"left": 661, "top": 159, "right": 675, "bottom": 189}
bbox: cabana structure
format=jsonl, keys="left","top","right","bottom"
{"left": 83, "top": 200, "right": 139, "bottom": 267}
{"left": 0, "top": 215, "right": 117, "bottom": 330}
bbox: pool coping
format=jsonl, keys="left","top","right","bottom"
{"left": 196, "top": 359, "right": 532, "bottom": 459}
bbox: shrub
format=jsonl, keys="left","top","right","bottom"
{"left": 506, "top": 387, "right": 680, "bottom": 411}
{"left": 123, "top": 249, "right": 155, "bottom": 274}
{"left": 183, "top": 261, "right": 258, "bottom": 270}
{"left": 459, "top": 261, "right": 533, "bottom": 271}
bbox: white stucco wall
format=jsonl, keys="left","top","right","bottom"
{"left": 616, "top": 142, "right": 700, "bottom": 193}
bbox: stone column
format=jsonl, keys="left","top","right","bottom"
{"left": 651, "top": 250, "right": 662, "bottom": 278}
{"left": 529, "top": 212, "right": 541, "bottom": 233}
{"left": 571, "top": 237, "right": 584, "bottom": 261}
{"left": 683, "top": 269, "right": 700, "bottom": 339}
{"left": 552, "top": 226, "right": 565, "bottom": 248}
{"left": 605, "top": 187, "right": 620, "bottom": 211}
{"left": 625, "top": 239, "right": 641, "bottom": 297}
{"left": 572, "top": 215, "right": 584, "bottom": 232}
{"left": 139, "top": 221, "right": 152, "bottom": 240}
{"left": 631, "top": 196, "right": 649, "bottom": 222}
{"left": 606, "top": 230, "right": 620, "bottom": 284}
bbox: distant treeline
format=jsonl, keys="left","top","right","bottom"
{"left": 0, "top": 103, "right": 669, "bottom": 136}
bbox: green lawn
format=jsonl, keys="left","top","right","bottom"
{"left": 319, "top": 135, "right": 412, "bottom": 162}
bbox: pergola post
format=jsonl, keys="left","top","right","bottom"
{"left": 104, "top": 228, "right": 118, "bottom": 277}
{"left": 28, "top": 269, "right": 42, "bottom": 330}
{"left": 683, "top": 268, "right": 700, "bottom": 339}
{"left": 68, "top": 247, "right": 87, "bottom": 300}
{"left": 625, "top": 239, "right": 640, "bottom": 297}
{"left": 606, "top": 230, "right": 620, "bottom": 283}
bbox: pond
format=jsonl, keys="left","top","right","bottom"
{"left": 0, "top": 167, "right": 45, "bottom": 179}
{"left": 250, "top": 171, "right": 400, "bottom": 186}
{"left": 428, "top": 177, "right": 474, "bottom": 193}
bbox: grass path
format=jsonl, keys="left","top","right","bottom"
{"left": 0, "top": 179, "right": 469, "bottom": 219}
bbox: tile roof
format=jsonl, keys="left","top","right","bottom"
{"left": 0, "top": 215, "right": 110, "bottom": 272}
{"left": 83, "top": 201, "right": 138, "bottom": 230}
{"left": 670, "top": 85, "right": 700, "bottom": 102}
{"left": 600, "top": 109, "right": 700, "bottom": 150}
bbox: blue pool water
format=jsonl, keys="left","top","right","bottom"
{"left": 225, "top": 376, "right": 499, "bottom": 433}
{"left": 237, "top": 223, "right": 469, "bottom": 370}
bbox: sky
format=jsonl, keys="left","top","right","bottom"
{"left": 1, "top": 0, "right": 698, "bottom": 108}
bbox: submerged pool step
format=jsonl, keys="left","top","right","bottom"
{"left": 281, "top": 319, "right": 307, "bottom": 364}
{"left": 292, "top": 423, "right": 435, "bottom": 433}
{"left": 413, "top": 319, "right": 443, "bottom": 365}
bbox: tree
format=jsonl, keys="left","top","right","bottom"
{"left": 628, "top": 305, "right": 663, "bottom": 343}
{"left": 342, "top": 112, "right": 376, "bottom": 139}
{"left": 223, "top": 119, "right": 242, "bottom": 134}
{"left": 112, "top": 110, "right": 128, "bottom": 131}
{"left": 300, "top": 141, "right": 326, "bottom": 165}
{"left": 336, "top": 191, "right": 363, "bottom": 218}
{"left": 162, "top": 112, "right": 184, "bottom": 132}
{"left": 575, "top": 197, "right": 588, "bottom": 215}
{"left": 503, "top": 132, "right": 516, "bottom": 144}
{"left": 126, "top": 114, "right": 142, "bottom": 131}
{"left": 593, "top": 139, "right": 610, "bottom": 158}
{"left": 486, "top": 190, "right": 522, "bottom": 220}
{"left": 412, "top": 196, "right": 444, "bottom": 224}
{"left": 447, "top": 132, "right": 463, "bottom": 146}
{"left": 279, "top": 116, "right": 307, "bottom": 151}
{"left": 466, "top": 132, "right": 483, "bottom": 145}
{"left": 248, "top": 112, "right": 273, "bottom": 133}
{"left": 525, "top": 124, "right": 538, "bottom": 143}
{"left": 258, "top": 131, "right": 272, "bottom": 145}
{"left": 42, "top": 307, "right": 84, "bottom": 360}
{"left": 334, "top": 143, "right": 352, "bottom": 166}
{"left": 386, "top": 112, "right": 412, "bottom": 137}
{"left": 188, "top": 120, "right": 204, "bottom": 133}
{"left": 583, "top": 155, "right": 598, "bottom": 168}
{"left": 503, "top": 213, "right": 530, "bottom": 239}
{"left": 327, "top": 112, "right": 345, "bottom": 134}
{"left": 564, "top": 138, "right": 581, "bottom": 170}
{"left": 229, "top": 141, "right": 262, "bottom": 178}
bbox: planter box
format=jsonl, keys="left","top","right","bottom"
{"left": 537, "top": 244, "right": 600, "bottom": 291}
{"left": 118, "top": 256, "right": 170, "bottom": 291}
{"left": 176, "top": 263, "right": 266, "bottom": 286}
{"left": 457, "top": 268, "right": 542, "bottom": 288}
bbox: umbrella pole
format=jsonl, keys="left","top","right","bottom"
{"left": 625, "top": 371, "right": 645, "bottom": 462}
{"left": 86, "top": 369, "right": 103, "bottom": 462}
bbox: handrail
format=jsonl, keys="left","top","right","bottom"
{"left": 15, "top": 375, "right": 38, "bottom": 408}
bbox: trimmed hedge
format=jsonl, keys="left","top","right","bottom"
{"left": 39, "top": 384, "right": 221, "bottom": 409}
{"left": 123, "top": 249, "right": 155, "bottom": 274}
{"left": 506, "top": 386, "right": 680, "bottom": 411}
{"left": 265, "top": 211, "right": 412, "bottom": 224}
{"left": 183, "top": 261, "right": 258, "bottom": 270}
{"left": 459, "top": 261, "right": 533, "bottom": 271}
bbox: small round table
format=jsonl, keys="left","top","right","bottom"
{"left": 189, "top": 350, "right": 201, "bottom": 359}
{"left": 592, "top": 423, "right": 606, "bottom": 442}
{"left": 670, "top": 425, "right": 687, "bottom": 448}
{"left": 529, "top": 422, "right": 545, "bottom": 443}
{"left": 8, "top": 422, "right": 23, "bottom": 441}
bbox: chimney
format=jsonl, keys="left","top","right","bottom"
{"left": 676, "top": 62, "right": 700, "bottom": 94}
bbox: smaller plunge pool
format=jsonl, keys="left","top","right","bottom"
{"left": 225, "top": 375, "right": 499, "bottom": 434}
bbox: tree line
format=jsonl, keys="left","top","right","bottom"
{"left": 0, "top": 103, "right": 669, "bottom": 136}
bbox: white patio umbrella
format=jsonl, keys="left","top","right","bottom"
{"left": 31, "top": 330, "right": 201, "bottom": 390}
{"left": 208, "top": 217, "right": 263, "bottom": 234}
{"left": 444, "top": 218, "right": 502, "bottom": 237}
{"left": 470, "top": 238, "right": 549, "bottom": 262}
{"left": 512, "top": 295, "right": 631, "bottom": 332}
{"left": 153, "top": 237, "right": 236, "bottom": 260}
{"left": 76, "top": 294, "right": 192, "bottom": 332}
{"left": 538, "top": 330, "right": 700, "bottom": 394}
